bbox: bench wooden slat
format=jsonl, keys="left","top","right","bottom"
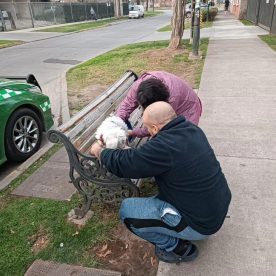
{"left": 65, "top": 83, "right": 130, "bottom": 141}
{"left": 60, "top": 71, "right": 137, "bottom": 136}
{"left": 74, "top": 92, "right": 137, "bottom": 153}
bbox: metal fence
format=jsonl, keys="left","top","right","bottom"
{"left": 0, "top": 1, "right": 129, "bottom": 31}
{"left": 246, "top": 0, "right": 276, "bottom": 35}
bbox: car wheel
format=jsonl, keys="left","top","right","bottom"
{"left": 5, "top": 108, "right": 43, "bottom": 162}
{"left": 186, "top": 12, "right": 191, "bottom": 18}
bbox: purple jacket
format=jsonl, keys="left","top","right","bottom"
{"left": 116, "top": 71, "right": 202, "bottom": 137}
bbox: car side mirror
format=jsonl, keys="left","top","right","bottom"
{"left": 26, "top": 74, "right": 42, "bottom": 91}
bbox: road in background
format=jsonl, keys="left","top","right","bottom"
{"left": 0, "top": 11, "right": 172, "bottom": 123}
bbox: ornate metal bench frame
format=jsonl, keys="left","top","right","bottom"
{"left": 47, "top": 131, "right": 140, "bottom": 218}
{"left": 47, "top": 71, "right": 140, "bottom": 218}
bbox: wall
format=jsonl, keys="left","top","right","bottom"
{"left": 231, "top": 0, "right": 248, "bottom": 19}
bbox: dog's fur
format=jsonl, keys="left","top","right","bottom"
{"left": 95, "top": 115, "right": 128, "bottom": 149}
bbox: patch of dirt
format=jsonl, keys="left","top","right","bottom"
{"left": 90, "top": 224, "right": 158, "bottom": 276}
{"left": 28, "top": 226, "right": 50, "bottom": 254}
{"left": 68, "top": 47, "right": 200, "bottom": 116}
{"left": 68, "top": 84, "right": 108, "bottom": 116}
{"left": 136, "top": 48, "right": 197, "bottom": 88}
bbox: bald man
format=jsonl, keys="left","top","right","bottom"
{"left": 91, "top": 102, "right": 231, "bottom": 263}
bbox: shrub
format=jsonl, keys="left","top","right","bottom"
{"left": 201, "top": 7, "right": 218, "bottom": 22}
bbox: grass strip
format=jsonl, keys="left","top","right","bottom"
{"left": 240, "top": 19, "right": 254, "bottom": 26}
{"left": 158, "top": 21, "right": 213, "bottom": 32}
{"left": 0, "top": 40, "right": 23, "bottom": 49}
{"left": 259, "top": 35, "right": 276, "bottom": 51}
{"left": 38, "top": 17, "right": 127, "bottom": 33}
{"left": 144, "top": 11, "right": 163, "bottom": 17}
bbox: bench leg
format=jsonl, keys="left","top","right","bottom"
{"left": 71, "top": 176, "right": 94, "bottom": 219}
{"left": 71, "top": 175, "right": 140, "bottom": 218}
{"left": 73, "top": 195, "right": 93, "bottom": 219}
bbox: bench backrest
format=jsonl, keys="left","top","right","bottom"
{"left": 58, "top": 70, "right": 143, "bottom": 154}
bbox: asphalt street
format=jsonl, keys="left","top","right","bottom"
{"left": 0, "top": 11, "right": 172, "bottom": 120}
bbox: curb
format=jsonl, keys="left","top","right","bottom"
{"left": 60, "top": 71, "right": 71, "bottom": 124}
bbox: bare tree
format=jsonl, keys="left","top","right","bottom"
{"left": 114, "top": 0, "right": 121, "bottom": 17}
{"left": 169, "top": 0, "right": 186, "bottom": 50}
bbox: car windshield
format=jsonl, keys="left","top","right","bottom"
{"left": 130, "top": 6, "right": 139, "bottom": 11}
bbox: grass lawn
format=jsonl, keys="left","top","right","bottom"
{"left": 0, "top": 144, "right": 117, "bottom": 275}
{"left": 240, "top": 19, "right": 254, "bottom": 26}
{"left": 158, "top": 21, "right": 213, "bottom": 32}
{"left": 67, "top": 39, "right": 209, "bottom": 114}
{"left": 38, "top": 17, "right": 127, "bottom": 33}
{"left": 0, "top": 40, "right": 23, "bottom": 49}
{"left": 259, "top": 35, "right": 276, "bottom": 51}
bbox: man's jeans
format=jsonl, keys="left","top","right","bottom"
{"left": 119, "top": 196, "right": 209, "bottom": 252}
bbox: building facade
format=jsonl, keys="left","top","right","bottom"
{"left": 230, "top": 0, "right": 248, "bottom": 19}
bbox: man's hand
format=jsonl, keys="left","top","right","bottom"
{"left": 90, "top": 141, "right": 104, "bottom": 158}
{"left": 128, "top": 130, "right": 135, "bottom": 137}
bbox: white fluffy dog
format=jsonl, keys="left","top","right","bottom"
{"left": 95, "top": 115, "right": 129, "bottom": 149}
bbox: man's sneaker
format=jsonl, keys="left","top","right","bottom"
{"left": 155, "top": 242, "right": 198, "bottom": 263}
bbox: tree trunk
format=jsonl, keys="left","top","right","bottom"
{"left": 114, "top": 0, "right": 121, "bottom": 17}
{"left": 169, "top": 0, "right": 186, "bottom": 50}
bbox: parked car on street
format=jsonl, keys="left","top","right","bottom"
{"left": 129, "top": 5, "right": 145, "bottom": 19}
{"left": 0, "top": 75, "right": 54, "bottom": 165}
{"left": 185, "top": 2, "right": 209, "bottom": 18}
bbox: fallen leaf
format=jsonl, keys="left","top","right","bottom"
{"left": 97, "top": 249, "right": 112, "bottom": 258}
{"left": 150, "top": 256, "right": 157, "bottom": 267}
{"left": 99, "top": 244, "right": 108, "bottom": 253}
{"left": 72, "top": 231, "right": 79, "bottom": 236}
{"left": 102, "top": 250, "right": 112, "bottom": 258}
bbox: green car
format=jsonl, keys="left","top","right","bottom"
{"left": 0, "top": 75, "right": 54, "bottom": 165}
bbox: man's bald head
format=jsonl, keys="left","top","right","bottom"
{"left": 143, "top": 102, "right": 177, "bottom": 136}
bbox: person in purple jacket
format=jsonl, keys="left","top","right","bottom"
{"left": 115, "top": 71, "right": 202, "bottom": 138}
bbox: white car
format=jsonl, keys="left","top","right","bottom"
{"left": 185, "top": 2, "right": 209, "bottom": 18}
{"left": 129, "top": 5, "right": 145, "bottom": 19}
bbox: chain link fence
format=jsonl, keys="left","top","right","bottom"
{"left": 0, "top": 1, "right": 129, "bottom": 31}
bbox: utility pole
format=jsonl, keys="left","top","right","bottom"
{"left": 192, "top": 0, "right": 200, "bottom": 57}
{"left": 189, "top": 0, "right": 195, "bottom": 44}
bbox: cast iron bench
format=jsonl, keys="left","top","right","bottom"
{"left": 47, "top": 71, "right": 146, "bottom": 218}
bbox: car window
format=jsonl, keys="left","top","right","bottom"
{"left": 130, "top": 6, "right": 139, "bottom": 11}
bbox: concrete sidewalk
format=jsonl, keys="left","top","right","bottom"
{"left": 157, "top": 13, "right": 276, "bottom": 276}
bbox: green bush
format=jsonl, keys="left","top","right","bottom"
{"left": 201, "top": 7, "right": 218, "bottom": 22}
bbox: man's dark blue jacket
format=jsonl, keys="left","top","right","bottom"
{"left": 100, "top": 116, "right": 231, "bottom": 235}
